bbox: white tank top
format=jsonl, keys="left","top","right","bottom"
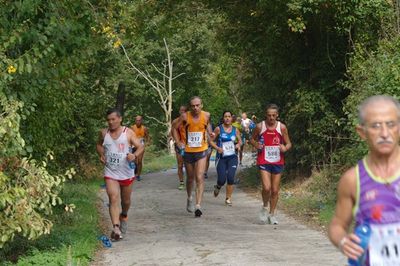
{"left": 103, "top": 127, "right": 135, "bottom": 180}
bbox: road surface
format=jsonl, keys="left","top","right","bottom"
{"left": 94, "top": 158, "right": 346, "bottom": 266}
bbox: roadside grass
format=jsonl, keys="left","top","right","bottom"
{"left": 142, "top": 145, "right": 177, "bottom": 174}
{"left": 237, "top": 164, "right": 339, "bottom": 229}
{"left": 0, "top": 178, "right": 103, "bottom": 266}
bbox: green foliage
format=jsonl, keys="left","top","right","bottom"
{"left": 1, "top": 0, "right": 118, "bottom": 161}
{"left": 344, "top": 37, "right": 400, "bottom": 123}
{"left": 1, "top": 180, "right": 101, "bottom": 265}
{"left": 0, "top": 151, "right": 74, "bottom": 248}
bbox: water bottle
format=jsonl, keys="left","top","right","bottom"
{"left": 128, "top": 147, "right": 136, "bottom": 170}
{"left": 179, "top": 146, "right": 185, "bottom": 156}
{"left": 348, "top": 223, "right": 371, "bottom": 266}
{"left": 258, "top": 135, "right": 264, "bottom": 153}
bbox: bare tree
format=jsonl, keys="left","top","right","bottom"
{"left": 120, "top": 38, "right": 184, "bottom": 152}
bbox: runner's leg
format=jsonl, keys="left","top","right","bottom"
{"left": 120, "top": 182, "right": 133, "bottom": 215}
{"left": 259, "top": 170, "right": 272, "bottom": 208}
{"left": 136, "top": 153, "right": 144, "bottom": 178}
{"left": 225, "top": 156, "right": 238, "bottom": 201}
{"left": 194, "top": 156, "right": 207, "bottom": 207}
{"left": 177, "top": 152, "right": 184, "bottom": 183}
{"left": 184, "top": 161, "right": 195, "bottom": 199}
{"left": 105, "top": 178, "right": 122, "bottom": 226}
{"left": 269, "top": 173, "right": 282, "bottom": 215}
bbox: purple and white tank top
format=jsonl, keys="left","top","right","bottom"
{"left": 354, "top": 158, "right": 400, "bottom": 265}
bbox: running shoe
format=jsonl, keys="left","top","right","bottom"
{"left": 269, "top": 215, "right": 279, "bottom": 225}
{"left": 194, "top": 208, "right": 202, "bottom": 217}
{"left": 178, "top": 182, "right": 184, "bottom": 190}
{"left": 186, "top": 198, "right": 195, "bottom": 213}
{"left": 259, "top": 207, "right": 269, "bottom": 224}
{"left": 110, "top": 225, "right": 123, "bottom": 241}
{"left": 225, "top": 198, "right": 232, "bottom": 206}
{"left": 213, "top": 185, "right": 220, "bottom": 197}
{"left": 119, "top": 214, "right": 128, "bottom": 234}
{"left": 136, "top": 175, "right": 141, "bottom": 181}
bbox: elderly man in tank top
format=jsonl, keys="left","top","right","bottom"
{"left": 329, "top": 95, "right": 400, "bottom": 266}
{"left": 131, "top": 115, "right": 149, "bottom": 181}
{"left": 97, "top": 108, "right": 144, "bottom": 241}
{"left": 250, "top": 104, "right": 292, "bottom": 225}
{"left": 172, "top": 96, "right": 214, "bottom": 217}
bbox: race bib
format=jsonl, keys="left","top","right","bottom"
{"left": 188, "top": 132, "right": 203, "bottom": 147}
{"left": 106, "top": 152, "right": 123, "bottom": 170}
{"left": 370, "top": 223, "right": 400, "bottom": 266}
{"left": 264, "top": 146, "right": 280, "bottom": 163}
{"left": 222, "top": 141, "right": 235, "bottom": 157}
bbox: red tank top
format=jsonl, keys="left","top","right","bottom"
{"left": 256, "top": 121, "right": 285, "bottom": 165}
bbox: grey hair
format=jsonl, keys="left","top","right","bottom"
{"left": 265, "top": 103, "right": 279, "bottom": 113}
{"left": 189, "top": 96, "right": 202, "bottom": 104}
{"left": 358, "top": 95, "right": 400, "bottom": 124}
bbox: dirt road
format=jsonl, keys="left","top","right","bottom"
{"left": 94, "top": 160, "right": 346, "bottom": 266}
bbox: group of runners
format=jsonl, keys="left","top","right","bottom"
{"left": 96, "top": 94, "right": 400, "bottom": 265}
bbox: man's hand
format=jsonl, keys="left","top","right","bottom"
{"left": 127, "top": 153, "right": 136, "bottom": 162}
{"left": 279, "top": 144, "right": 287, "bottom": 153}
{"left": 100, "top": 154, "right": 106, "bottom": 165}
{"left": 235, "top": 143, "right": 241, "bottom": 151}
{"left": 339, "top": 234, "right": 365, "bottom": 260}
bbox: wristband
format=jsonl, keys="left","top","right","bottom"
{"left": 338, "top": 236, "right": 347, "bottom": 252}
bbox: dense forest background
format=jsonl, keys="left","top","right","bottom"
{"left": 1, "top": 0, "right": 400, "bottom": 252}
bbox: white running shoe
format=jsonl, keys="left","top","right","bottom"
{"left": 259, "top": 207, "right": 268, "bottom": 224}
{"left": 186, "top": 198, "right": 195, "bottom": 213}
{"left": 225, "top": 198, "right": 232, "bottom": 206}
{"left": 269, "top": 215, "right": 279, "bottom": 225}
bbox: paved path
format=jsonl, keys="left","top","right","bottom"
{"left": 94, "top": 159, "right": 346, "bottom": 266}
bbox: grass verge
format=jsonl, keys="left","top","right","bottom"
{"left": 142, "top": 146, "right": 177, "bottom": 174}
{"left": 0, "top": 178, "right": 103, "bottom": 266}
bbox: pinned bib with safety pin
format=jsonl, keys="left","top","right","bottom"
{"left": 188, "top": 132, "right": 203, "bottom": 147}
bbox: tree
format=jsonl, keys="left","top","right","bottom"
{"left": 120, "top": 38, "right": 184, "bottom": 151}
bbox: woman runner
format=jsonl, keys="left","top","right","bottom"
{"left": 210, "top": 111, "right": 242, "bottom": 205}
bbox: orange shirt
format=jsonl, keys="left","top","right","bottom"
{"left": 185, "top": 111, "right": 208, "bottom": 153}
{"left": 131, "top": 124, "right": 146, "bottom": 139}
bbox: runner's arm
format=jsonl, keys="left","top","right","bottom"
{"left": 144, "top": 126, "right": 150, "bottom": 144}
{"left": 96, "top": 129, "right": 106, "bottom": 164}
{"left": 172, "top": 113, "right": 186, "bottom": 148}
{"left": 235, "top": 129, "right": 242, "bottom": 151}
{"left": 127, "top": 129, "right": 145, "bottom": 162}
{"left": 328, "top": 168, "right": 364, "bottom": 260}
{"left": 250, "top": 123, "right": 261, "bottom": 149}
{"left": 209, "top": 127, "right": 222, "bottom": 153}
{"left": 206, "top": 112, "right": 215, "bottom": 138}
{"left": 280, "top": 124, "right": 292, "bottom": 152}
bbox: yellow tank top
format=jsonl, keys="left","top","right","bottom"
{"left": 185, "top": 111, "right": 208, "bottom": 152}
{"left": 131, "top": 125, "right": 145, "bottom": 138}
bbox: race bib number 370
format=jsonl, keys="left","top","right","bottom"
{"left": 369, "top": 223, "right": 400, "bottom": 266}
{"left": 188, "top": 132, "right": 203, "bottom": 147}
